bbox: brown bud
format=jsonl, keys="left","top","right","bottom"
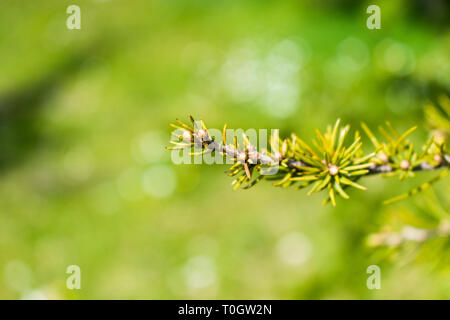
{"left": 197, "top": 129, "right": 208, "bottom": 139}
{"left": 182, "top": 130, "right": 192, "bottom": 142}
{"left": 328, "top": 164, "right": 339, "bottom": 176}
{"left": 237, "top": 153, "right": 246, "bottom": 162}
{"left": 433, "top": 154, "right": 442, "bottom": 163}
{"left": 379, "top": 152, "right": 388, "bottom": 164}
{"left": 274, "top": 152, "right": 283, "bottom": 162}
{"left": 400, "top": 160, "right": 410, "bottom": 170}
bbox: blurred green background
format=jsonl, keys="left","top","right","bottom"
{"left": 0, "top": 0, "right": 449, "bottom": 299}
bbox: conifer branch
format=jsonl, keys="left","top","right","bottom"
{"left": 367, "top": 221, "right": 450, "bottom": 247}
{"left": 167, "top": 115, "right": 449, "bottom": 206}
